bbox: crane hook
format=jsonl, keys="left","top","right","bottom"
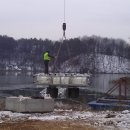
{"left": 62, "top": 22, "right": 66, "bottom": 39}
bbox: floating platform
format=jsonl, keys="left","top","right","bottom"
{"left": 33, "top": 73, "right": 90, "bottom": 87}
{"left": 5, "top": 96, "right": 54, "bottom": 112}
{"left": 88, "top": 98, "right": 130, "bottom": 110}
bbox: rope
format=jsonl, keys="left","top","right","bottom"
{"left": 53, "top": 37, "right": 64, "bottom": 72}
{"left": 64, "top": 0, "right": 66, "bottom": 22}
{"left": 63, "top": 0, "right": 66, "bottom": 40}
{"left": 53, "top": 0, "right": 67, "bottom": 72}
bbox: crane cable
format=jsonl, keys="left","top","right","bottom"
{"left": 53, "top": 0, "right": 67, "bottom": 72}
{"left": 63, "top": 0, "right": 66, "bottom": 40}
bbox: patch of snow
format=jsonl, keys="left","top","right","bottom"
{"left": 0, "top": 111, "right": 30, "bottom": 122}
{"left": 1, "top": 110, "right": 130, "bottom": 129}
{"left": 58, "top": 88, "right": 66, "bottom": 98}
{"left": 18, "top": 95, "right": 31, "bottom": 101}
{"left": 40, "top": 89, "right": 52, "bottom": 99}
{"left": 54, "top": 109, "right": 72, "bottom": 112}
{"left": 29, "top": 115, "right": 67, "bottom": 121}
{"left": 26, "top": 66, "right": 32, "bottom": 71}
{"left": 122, "top": 110, "right": 129, "bottom": 114}
{"left": 7, "top": 64, "right": 21, "bottom": 71}
{"left": 61, "top": 54, "right": 130, "bottom": 73}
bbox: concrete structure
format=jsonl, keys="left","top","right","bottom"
{"left": 34, "top": 73, "right": 90, "bottom": 87}
{"left": 34, "top": 73, "right": 90, "bottom": 99}
{"left": 0, "top": 98, "right": 5, "bottom": 110}
{"left": 5, "top": 96, "right": 54, "bottom": 112}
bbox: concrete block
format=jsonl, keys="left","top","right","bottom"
{"left": 34, "top": 73, "right": 90, "bottom": 87}
{"left": 0, "top": 98, "right": 5, "bottom": 110}
{"left": 5, "top": 96, "right": 54, "bottom": 113}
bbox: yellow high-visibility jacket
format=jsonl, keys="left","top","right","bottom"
{"left": 43, "top": 52, "right": 51, "bottom": 61}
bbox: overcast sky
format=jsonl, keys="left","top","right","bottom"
{"left": 0, "top": 0, "right": 130, "bottom": 42}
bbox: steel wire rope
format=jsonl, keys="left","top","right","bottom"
{"left": 53, "top": 0, "right": 70, "bottom": 72}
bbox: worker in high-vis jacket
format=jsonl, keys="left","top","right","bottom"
{"left": 43, "top": 51, "right": 54, "bottom": 74}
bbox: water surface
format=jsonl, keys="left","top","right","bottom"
{"left": 0, "top": 72, "right": 130, "bottom": 98}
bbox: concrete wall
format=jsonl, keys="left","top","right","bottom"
{"left": 0, "top": 98, "right": 5, "bottom": 110}
{"left": 5, "top": 97, "right": 54, "bottom": 113}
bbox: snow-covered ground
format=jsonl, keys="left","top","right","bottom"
{"left": 61, "top": 54, "right": 130, "bottom": 73}
{"left": 0, "top": 109, "right": 130, "bottom": 130}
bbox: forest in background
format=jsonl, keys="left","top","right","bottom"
{"left": 0, "top": 35, "right": 130, "bottom": 73}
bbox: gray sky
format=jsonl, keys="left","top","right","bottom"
{"left": 0, "top": 0, "right": 130, "bottom": 42}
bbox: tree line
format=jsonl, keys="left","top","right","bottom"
{"left": 0, "top": 35, "right": 130, "bottom": 71}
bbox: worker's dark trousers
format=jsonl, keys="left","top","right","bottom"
{"left": 44, "top": 60, "right": 49, "bottom": 74}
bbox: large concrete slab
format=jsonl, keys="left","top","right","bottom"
{"left": 5, "top": 96, "right": 54, "bottom": 113}
{"left": 34, "top": 73, "right": 90, "bottom": 87}
{"left": 0, "top": 98, "right": 5, "bottom": 110}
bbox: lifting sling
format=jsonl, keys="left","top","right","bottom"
{"left": 53, "top": 0, "right": 67, "bottom": 72}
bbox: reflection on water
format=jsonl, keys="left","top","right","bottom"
{"left": 0, "top": 72, "right": 130, "bottom": 97}
{"left": 0, "top": 71, "right": 35, "bottom": 90}
{"left": 91, "top": 74, "right": 130, "bottom": 96}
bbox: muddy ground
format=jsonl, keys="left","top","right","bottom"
{"left": 0, "top": 121, "right": 98, "bottom": 130}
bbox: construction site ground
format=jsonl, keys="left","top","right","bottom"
{"left": 0, "top": 121, "right": 98, "bottom": 130}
